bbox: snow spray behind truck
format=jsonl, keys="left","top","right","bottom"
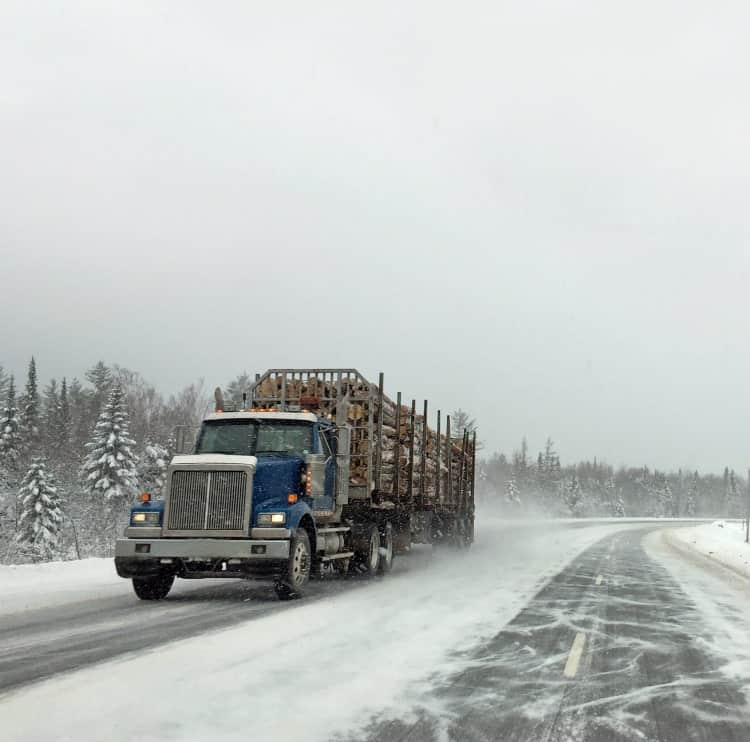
{"left": 115, "top": 369, "right": 476, "bottom": 600}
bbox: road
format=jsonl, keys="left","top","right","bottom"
{"left": 2, "top": 521, "right": 750, "bottom": 742}
{"left": 357, "top": 527, "right": 750, "bottom": 742}
{"left": 0, "top": 567, "right": 374, "bottom": 694}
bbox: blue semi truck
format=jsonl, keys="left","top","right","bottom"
{"left": 115, "top": 368, "right": 476, "bottom": 600}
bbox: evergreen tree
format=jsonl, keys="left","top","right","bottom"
{"left": 16, "top": 457, "right": 63, "bottom": 560}
{"left": 0, "top": 365, "right": 8, "bottom": 404}
{"left": 84, "top": 361, "right": 112, "bottom": 434}
{"left": 20, "top": 357, "right": 40, "bottom": 455}
{"left": 451, "top": 409, "right": 477, "bottom": 438}
{"left": 725, "top": 469, "right": 738, "bottom": 517}
{"left": 685, "top": 472, "right": 699, "bottom": 517}
{"left": 604, "top": 477, "right": 625, "bottom": 516}
{"left": 58, "top": 378, "right": 72, "bottom": 457}
{"left": 654, "top": 472, "right": 673, "bottom": 517}
{"left": 137, "top": 441, "right": 169, "bottom": 497}
{"left": 0, "top": 377, "right": 23, "bottom": 474}
{"left": 226, "top": 372, "right": 253, "bottom": 407}
{"left": 512, "top": 437, "right": 529, "bottom": 487}
{"left": 80, "top": 384, "right": 139, "bottom": 515}
{"left": 43, "top": 378, "right": 60, "bottom": 454}
{"left": 563, "top": 475, "right": 583, "bottom": 516}
{"left": 68, "top": 377, "right": 91, "bottom": 456}
{"left": 505, "top": 478, "right": 521, "bottom": 506}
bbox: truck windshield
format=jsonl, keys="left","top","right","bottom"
{"left": 195, "top": 419, "right": 313, "bottom": 457}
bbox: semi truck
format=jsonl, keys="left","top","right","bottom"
{"left": 115, "top": 368, "right": 476, "bottom": 600}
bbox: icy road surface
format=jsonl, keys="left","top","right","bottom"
{"left": 3, "top": 518, "right": 750, "bottom": 741}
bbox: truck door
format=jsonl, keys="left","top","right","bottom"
{"left": 312, "top": 427, "right": 336, "bottom": 516}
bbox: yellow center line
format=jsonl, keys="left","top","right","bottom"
{"left": 563, "top": 632, "right": 587, "bottom": 678}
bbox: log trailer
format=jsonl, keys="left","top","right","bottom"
{"left": 115, "top": 369, "right": 476, "bottom": 600}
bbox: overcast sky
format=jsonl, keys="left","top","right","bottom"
{"left": 2, "top": 1, "right": 750, "bottom": 472}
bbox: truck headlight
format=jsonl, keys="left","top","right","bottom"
{"left": 257, "top": 512, "right": 286, "bottom": 526}
{"left": 131, "top": 512, "right": 162, "bottom": 526}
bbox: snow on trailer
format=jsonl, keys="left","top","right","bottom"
{"left": 115, "top": 368, "right": 476, "bottom": 601}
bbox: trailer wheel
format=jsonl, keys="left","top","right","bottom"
{"left": 132, "top": 574, "right": 174, "bottom": 600}
{"left": 275, "top": 529, "right": 311, "bottom": 600}
{"left": 378, "top": 522, "right": 394, "bottom": 574}
{"left": 352, "top": 524, "right": 380, "bottom": 576}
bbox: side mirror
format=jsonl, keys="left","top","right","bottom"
{"left": 304, "top": 453, "right": 326, "bottom": 496}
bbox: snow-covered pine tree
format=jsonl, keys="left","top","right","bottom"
{"left": 505, "top": 478, "right": 521, "bottom": 507}
{"left": 43, "top": 378, "right": 60, "bottom": 454}
{"left": 726, "top": 469, "right": 742, "bottom": 517}
{"left": 20, "top": 357, "right": 40, "bottom": 456}
{"left": 16, "top": 457, "right": 63, "bottom": 560}
{"left": 84, "top": 361, "right": 112, "bottom": 437}
{"left": 137, "top": 440, "right": 169, "bottom": 497}
{"left": 0, "top": 377, "right": 23, "bottom": 474}
{"left": 0, "top": 365, "right": 8, "bottom": 405}
{"left": 654, "top": 473, "right": 673, "bottom": 517}
{"left": 225, "top": 372, "right": 253, "bottom": 406}
{"left": 604, "top": 477, "right": 625, "bottom": 516}
{"left": 45, "top": 378, "right": 72, "bottom": 463}
{"left": 685, "top": 472, "right": 699, "bottom": 517}
{"left": 563, "top": 475, "right": 583, "bottom": 516}
{"left": 80, "top": 383, "right": 139, "bottom": 516}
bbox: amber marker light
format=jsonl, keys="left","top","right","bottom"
{"left": 140, "top": 492, "right": 152, "bottom": 503}
{"left": 288, "top": 493, "right": 299, "bottom": 504}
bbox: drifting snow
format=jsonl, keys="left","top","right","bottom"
{"left": 665, "top": 520, "right": 750, "bottom": 579}
{"left": 0, "top": 516, "right": 648, "bottom": 742}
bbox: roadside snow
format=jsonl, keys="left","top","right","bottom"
{"left": 0, "top": 558, "right": 228, "bottom": 616}
{"left": 1, "top": 517, "right": 646, "bottom": 742}
{"left": 0, "top": 558, "right": 128, "bottom": 616}
{"left": 665, "top": 520, "right": 750, "bottom": 580}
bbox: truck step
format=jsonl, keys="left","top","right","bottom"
{"left": 321, "top": 551, "right": 355, "bottom": 562}
{"left": 316, "top": 527, "right": 350, "bottom": 534}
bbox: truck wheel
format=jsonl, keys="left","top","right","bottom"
{"left": 132, "top": 574, "right": 174, "bottom": 600}
{"left": 379, "top": 522, "right": 394, "bottom": 574}
{"left": 352, "top": 524, "right": 380, "bottom": 576}
{"left": 275, "top": 529, "right": 311, "bottom": 600}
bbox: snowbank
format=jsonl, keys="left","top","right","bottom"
{"left": 1, "top": 519, "right": 646, "bottom": 742}
{"left": 666, "top": 521, "right": 750, "bottom": 580}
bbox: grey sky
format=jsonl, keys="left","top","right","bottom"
{"left": 2, "top": 1, "right": 749, "bottom": 472}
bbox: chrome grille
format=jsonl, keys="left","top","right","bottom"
{"left": 167, "top": 470, "right": 248, "bottom": 532}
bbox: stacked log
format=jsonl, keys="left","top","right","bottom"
{"left": 250, "top": 370, "right": 474, "bottom": 505}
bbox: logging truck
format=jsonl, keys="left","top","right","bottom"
{"left": 115, "top": 369, "right": 476, "bottom": 600}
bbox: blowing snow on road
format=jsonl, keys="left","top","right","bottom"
{"left": 3, "top": 517, "right": 750, "bottom": 742}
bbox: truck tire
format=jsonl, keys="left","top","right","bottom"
{"left": 351, "top": 524, "right": 380, "bottom": 576}
{"left": 275, "top": 529, "right": 311, "bottom": 600}
{"left": 378, "top": 522, "right": 394, "bottom": 574}
{"left": 132, "top": 574, "right": 174, "bottom": 600}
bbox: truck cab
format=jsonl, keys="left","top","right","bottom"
{"left": 115, "top": 409, "right": 345, "bottom": 600}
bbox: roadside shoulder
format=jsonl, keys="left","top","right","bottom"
{"left": 661, "top": 523, "right": 750, "bottom": 583}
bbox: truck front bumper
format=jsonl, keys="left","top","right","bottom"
{"left": 114, "top": 537, "right": 290, "bottom": 579}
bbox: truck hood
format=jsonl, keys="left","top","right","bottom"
{"left": 171, "top": 454, "right": 258, "bottom": 468}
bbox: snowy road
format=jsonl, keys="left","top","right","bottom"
{"left": 3, "top": 519, "right": 750, "bottom": 742}
{"left": 357, "top": 526, "right": 750, "bottom": 741}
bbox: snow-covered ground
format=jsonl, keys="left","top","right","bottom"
{"left": 0, "top": 558, "right": 127, "bottom": 616}
{"left": 0, "top": 557, "right": 228, "bottom": 616}
{"left": 0, "top": 517, "right": 647, "bottom": 742}
{"left": 665, "top": 520, "right": 750, "bottom": 579}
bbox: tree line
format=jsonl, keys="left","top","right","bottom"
{"left": 478, "top": 436, "right": 748, "bottom": 518}
{"left": 0, "top": 358, "right": 214, "bottom": 562}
